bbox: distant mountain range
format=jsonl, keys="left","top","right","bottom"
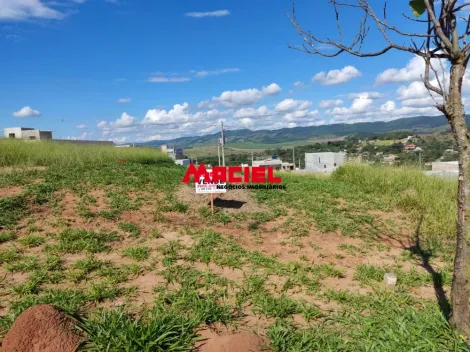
{"left": 140, "top": 115, "right": 467, "bottom": 149}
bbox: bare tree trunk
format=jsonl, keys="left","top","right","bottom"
{"left": 448, "top": 61, "right": 470, "bottom": 336}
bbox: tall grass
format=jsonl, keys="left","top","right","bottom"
{"left": 333, "top": 164, "right": 457, "bottom": 239}
{"left": 0, "top": 139, "right": 171, "bottom": 168}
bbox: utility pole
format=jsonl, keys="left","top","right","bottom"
{"left": 221, "top": 121, "right": 226, "bottom": 167}
{"left": 217, "top": 145, "right": 221, "bottom": 167}
{"left": 419, "top": 150, "right": 422, "bottom": 169}
{"left": 292, "top": 146, "right": 295, "bottom": 168}
{"left": 251, "top": 151, "right": 254, "bottom": 166}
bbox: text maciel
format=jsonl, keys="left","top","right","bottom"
{"left": 182, "top": 163, "right": 282, "bottom": 184}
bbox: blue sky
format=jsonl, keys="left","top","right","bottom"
{"left": 1, "top": 0, "right": 467, "bottom": 143}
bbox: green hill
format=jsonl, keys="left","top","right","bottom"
{"left": 140, "top": 115, "right": 465, "bottom": 149}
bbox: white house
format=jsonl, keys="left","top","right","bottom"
{"left": 305, "top": 152, "right": 346, "bottom": 173}
{"left": 4, "top": 127, "right": 52, "bottom": 140}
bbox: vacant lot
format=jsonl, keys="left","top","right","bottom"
{"left": 0, "top": 140, "right": 467, "bottom": 351}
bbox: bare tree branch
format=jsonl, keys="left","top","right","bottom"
{"left": 288, "top": 0, "right": 449, "bottom": 59}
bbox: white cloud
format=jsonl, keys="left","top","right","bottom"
{"left": 284, "top": 109, "right": 319, "bottom": 121}
{"left": 112, "top": 112, "right": 136, "bottom": 128}
{"left": 400, "top": 97, "right": 437, "bottom": 107}
{"left": 191, "top": 68, "right": 240, "bottom": 77}
{"left": 135, "top": 134, "right": 164, "bottom": 143}
{"left": 76, "top": 124, "right": 87, "bottom": 129}
{"left": 240, "top": 117, "right": 255, "bottom": 127}
{"left": 0, "top": 0, "right": 65, "bottom": 21}
{"left": 118, "top": 98, "right": 131, "bottom": 103}
{"left": 293, "top": 81, "right": 304, "bottom": 88}
{"left": 97, "top": 120, "right": 107, "bottom": 129}
{"left": 262, "top": 83, "right": 282, "bottom": 95}
{"left": 380, "top": 101, "right": 396, "bottom": 112}
{"left": 376, "top": 55, "right": 447, "bottom": 85}
{"left": 66, "top": 132, "right": 89, "bottom": 141}
{"left": 327, "top": 94, "right": 373, "bottom": 116}
{"left": 347, "top": 92, "right": 383, "bottom": 100}
{"left": 148, "top": 76, "right": 190, "bottom": 83}
{"left": 319, "top": 99, "right": 343, "bottom": 108}
{"left": 275, "top": 99, "right": 312, "bottom": 112}
{"left": 396, "top": 81, "right": 434, "bottom": 101}
{"left": 212, "top": 83, "right": 281, "bottom": 108}
{"left": 143, "top": 103, "right": 192, "bottom": 125}
{"left": 197, "top": 100, "right": 216, "bottom": 110}
{"left": 234, "top": 106, "right": 271, "bottom": 118}
{"left": 185, "top": 10, "right": 230, "bottom": 18}
{"left": 312, "top": 66, "right": 361, "bottom": 85}
{"left": 13, "top": 106, "right": 40, "bottom": 117}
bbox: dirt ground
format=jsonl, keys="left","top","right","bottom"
{"left": 176, "top": 184, "right": 269, "bottom": 213}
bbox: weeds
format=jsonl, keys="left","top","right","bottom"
{"left": 51, "top": 229, "right": 119, "bottom": 253}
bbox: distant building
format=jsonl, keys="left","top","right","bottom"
{"left": 383, "top": 154, "right": 399, "bottom": 164}
{"left": 175, "top": 159, "right": 190, "bottom": 167}
{"left": 305, "top": 152, "right": 346, "bottom": 173}
{"left": 426, "top": 161, "right": 459, "bottom": 179}
{"left": 281, "top": 162, "right": 295, "bottom": 171}
{"left": 444, "top": 149, "right": 458, "bottom": 154}
{"left": 431, "top": 161, "right": 458, "bottom": 172}
{"left": 405, "top": 144, "right": 417, "bottom": 150}
{"left": 161, "top": 145, "right": 184, "bottom": 160}
{"left": 4, "top": 127, "right": 52, "bottom": 140}
{"left": 252, "top": 159, "right": 283, "bottom": 170}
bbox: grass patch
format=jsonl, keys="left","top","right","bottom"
{"left": 0, "top": 232, "right": 16, "bottom": 243}
{"left": 18, "top": 235, "right": 45, "bottom": 248}
{"left": 0, "top": 196, "right": 27, "bottom": 229}
{"left": 122, "top": 246, "right": 150, "bottom": 261}
{"left": 0, "top": 139, "right": 172, "bottom": 168}
{"left": 76, "top": 307, "right": 199, "bottom": 352}
{"left": 51, "top": 229, "right": 119, "bottom": 253}
{"left": 118, "top": 222, "right": 141, "bottom": 237}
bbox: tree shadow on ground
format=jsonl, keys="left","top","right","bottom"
{"left": 404, "top": 215, "right": 451, "bottom": 320}
{"left": 374, "top": 215, "right": 451, "bottom": 320}
{"left": 210, "top": 198, "right": 246, "bottom": 209}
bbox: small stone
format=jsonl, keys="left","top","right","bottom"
{"left": 384, "top": 272, "right": 397, "bottom": 287}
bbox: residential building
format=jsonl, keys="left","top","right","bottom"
{"left": 252, "top": 159, "right": 283, "bottom": 170}
{"left": 383, "top": 154, "right": 399, "bottom": 164}
{"left": 281, "top": 162, "right": 295, "bottom": 171}
{"left": 161, "top": 145, "right": 184, "bottom": 160}
{"left": 4, "top": 127, "right": 52, "bottom": 140}
{"left": 305, "top": 152, "right": 346, "bottom": 173}
{"left": 405, "top": 144, "right": 416, "bottom": 150}
{"left": 175, "top": 159, "right": 190, "bottom": 167}
{"left": 426, "top": 161, "right": 459, "bottom": 179}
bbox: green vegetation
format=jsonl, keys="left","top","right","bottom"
{"left": 122, "top": 246, "right": 150, "bottom": 261}
{"left": 0, "top": 139, "right": 171, "bottom": 168}
{"left": 51, "top": 229, "right": 119, "bottom": 253}
{"left": 0, "top": 140, "right": 467, "bottom": 350}
{"left": 333, "top": 164, "right": 456, "bottom": 240}
{"left": 76, "top": 308, "right": 199, "bottom": 352}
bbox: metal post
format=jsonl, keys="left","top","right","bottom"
{"left": 210, "top": 193, "right": 214, "bottom": 215}
{"left": 292, "top": 147, "right": 295, "bottom": 168}
{"left": 221, "top": 121, "right": 226, "bottom": 167}
{"left": 217, "top": 145, "right": 221, "bottom": 166}
{"left": 251, "top": 151, "right": 254, "bottom": 166}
